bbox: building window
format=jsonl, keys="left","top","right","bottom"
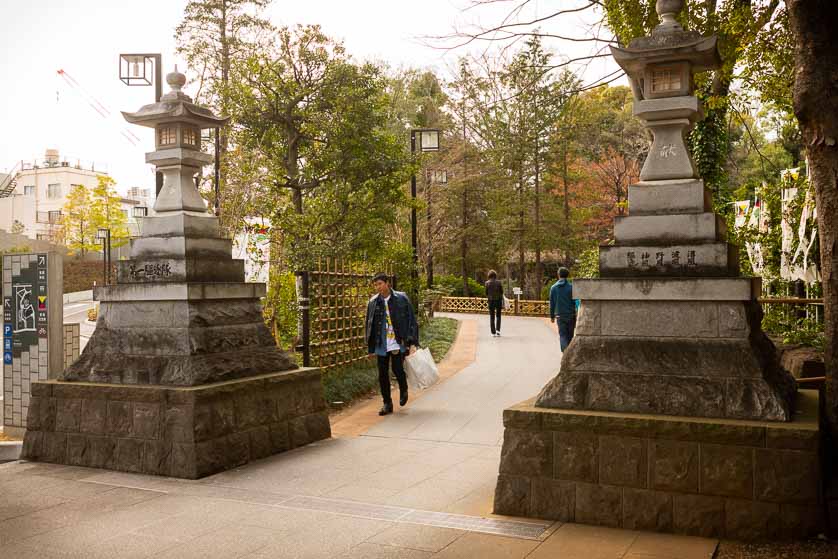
{"left": 23, "top": 185, "right": 35, "bottom": 196}
{"left": 182, "top": 127, "right": 198, "bottom": 147}
{"left": 48, "top": 210, "right": 62, "bottom": 224}
{"left": 36, "top": 234, "right": 49, "bottom": 241}
{"left": 47, "top": 183, "right": 61, "bottom": 199}
{"left": 158, "top": 127, "right": 176, "bottom": 146}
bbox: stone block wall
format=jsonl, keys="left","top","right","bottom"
{"left": 494, "top": 392, "right": 823, "bottom": 541}
{"left": 22, "top": 367, "right": 330, "bottom": 479}
{"left": 63, "top": 323, "right": 80, "bottom": 369}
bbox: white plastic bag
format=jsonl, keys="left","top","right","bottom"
{"left": 502, "top": 295, "right": 511, "bottom": 310}
{"left": 404, "top": 347, "right": 439, "bottom": 389}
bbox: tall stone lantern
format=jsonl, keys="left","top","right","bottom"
{"left": 493, "top": 0, "right": 822, "bottom": 540}
{"left": 22, "top": 70, "right": 331, "bottom": 479}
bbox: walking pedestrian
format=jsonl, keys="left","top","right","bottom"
{"left": 549, "top": 267, "right": 579, "bottom": 351}
{"left": 365, "top": 272, "right": 419, "bottom": 416}
{"left": 485, "top": 270, "right": 505, "bottom": 337}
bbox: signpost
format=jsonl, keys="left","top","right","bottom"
{"left": 2, "top": 252, "right": 62, "bottom": 435}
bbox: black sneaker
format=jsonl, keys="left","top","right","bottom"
{"left": 399, "top": 391, "right": 409, "bottom": 407}
{"left": 378, "top": 403, "right": 393, "bottom": 416}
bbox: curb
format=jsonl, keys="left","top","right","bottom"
{"left": 0, "top": 440, "right": 22, "bottom": 461}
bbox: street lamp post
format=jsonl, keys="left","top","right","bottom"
{"left": 410, "top": 129, "right": 440, "bottom": 307}
{"left": 132, "top": 206, "right": 148, "bottom": 236}
{"left": 96, "top": 227, "right": 111, "bottom": 285}
{"left": 426, "top": 169, "right": 447, "bottom": 289}
{"left": 119, "top": 54, "right": 164, "bottom": 199}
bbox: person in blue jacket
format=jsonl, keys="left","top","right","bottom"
{"left": 549, "top": 267, "right": 579, "bottom": 351}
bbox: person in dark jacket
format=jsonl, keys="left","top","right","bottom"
{"left": 549, "top": 267, "right": 579, "bottom": 351}
{"left": 484, "top": 270, "right": 505, "bottom": 337}
{"left": 365, "top": 272, "right": 419, "bottom": 416}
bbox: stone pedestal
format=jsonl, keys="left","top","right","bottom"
{"left": 21, "top": 69, "right": 329, "bottom": 479}
{"left": 494, "top": 391, "right": 823, "bottom": 541}
{"left": 22, "top": 368, "right": 330, "bottom": 479}
{"left": 536, "top": 278, "right": 797, "bottom": 421}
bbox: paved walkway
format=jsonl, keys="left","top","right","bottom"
{"left": 0, "top": 313, "right": 718, "bottom": 558}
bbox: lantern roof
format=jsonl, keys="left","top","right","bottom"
{"left": 609, "top": 0, "right": 720, "bottom": 80}
{"left": 611, "top": 34, "right": 721, "bottom": 79}
{"left": 122, "top": 68, "right": 228, "bottom": 129}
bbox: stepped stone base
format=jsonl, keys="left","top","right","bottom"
{"left": 493, "top": 392, "right": 823, "bottom": 541}
{"left": 21, "top": 368, "right": 330, "bottom": 479}
{"left": 537, "top": 278, "right": 796, "bottom": 422}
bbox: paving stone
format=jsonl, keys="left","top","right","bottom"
{"left": 433, "top": 531, "right": 539, "bottom": 559}
{"left": 369, "top": 523, "right": 463, "bottom": 552}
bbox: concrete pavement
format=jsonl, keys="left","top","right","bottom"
{"left": 0, "top": 313, "right": 718, "bottom": 558}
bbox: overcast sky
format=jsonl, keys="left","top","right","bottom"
{"left": 0, "top": 0, "right": 622, "bottom": 193}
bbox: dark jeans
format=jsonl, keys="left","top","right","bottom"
{"left": 377, "top": 352, "right": 407, "bottom": 405}
{"left": 488, "top": 299, "right": 503, "bottom": 334}
{"left": 558, "top": 316, "right": 576, "bottom": 351}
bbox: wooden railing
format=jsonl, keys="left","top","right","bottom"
{"left": 438, "top": 296, "right": 549, "bottom": 317}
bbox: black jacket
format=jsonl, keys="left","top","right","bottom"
{"left": 365, "top": 290, "right": 419, "bottom": 353}
{"left": 485, "top": 279, "right": 504, "bottom": 302}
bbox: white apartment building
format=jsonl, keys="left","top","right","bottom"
{"left": 0, "top": 149, "right": 153, "bottom": 244}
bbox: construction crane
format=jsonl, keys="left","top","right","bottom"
{"left": 56, "top": 69, "right": 142, "bottom": 146}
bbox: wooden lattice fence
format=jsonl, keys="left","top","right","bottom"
{"left": 438, "top": 296, "right": 549, "bottom": 317}
{"left": 296, "top": 259, "right": 394, "bottom": 370}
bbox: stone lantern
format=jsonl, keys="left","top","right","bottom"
{"left": 493, "top": 0, "right": 820, "bottom": 540}
{"left": 22, "top": 69, "right": 330, "bottom": 479}
{"left": 610, "top": 0, "right": 720, "bottom": 181}
{"left": 122, "top": 69, "right": 224, "bottom": 213}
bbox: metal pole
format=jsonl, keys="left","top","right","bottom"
{"left": 107, "top": 230, "right": 112, "bottom": 284}
{"left": 153, "top": 54, "right": 164, "bottom": 199}
{"left": 102, "top": 238, "right": 107, "bottom": 286}
{"left": 214, "top": 127, "right": 221, "bottom": 217}
{"left": 410, "top": 132, "right": 418, "bottom": 309}
{"left": 426, "top": 172, "right": 433, "bottom": 290}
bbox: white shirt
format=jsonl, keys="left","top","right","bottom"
{"left": 382, "top": 295, "right": 401, "bottom": 352}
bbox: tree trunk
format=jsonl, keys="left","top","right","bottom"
{"left": 534, "top": 132, "right": 543, "bottom": 297}
{"left": 461, "top": 112, "right": 470, "bottom": 296}
{"left": 788, "top": 0, "right": 838, "bottom": 444}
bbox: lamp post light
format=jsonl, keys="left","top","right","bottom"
{"left": 410, "top": 128, "right": 440, "bottom": 306}
{"left": 96, "top": 227, "right": 112, "bottom": 285}
{"left": 132, "top": 205, "right": 148, "bottom": 236}
{"left": 426, "top": 169, "right": 447, "bottom": 289}
{"left": 119, "top": 53, "right": 164, "bottom": 199}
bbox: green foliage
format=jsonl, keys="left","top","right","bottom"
{"left": 60, "top": 184, "right": 98, "bottom": 257}
{"left": 229, "top": 24, "right": 415, "bottom": 268}
{"left": 573, "top": 246, "right": 602, "bottom": 279}
{"left": 434, "top": 274, "right": 485, "bottom": 297}
{"left": 762, "top": 309, "right": 825, "bottom": 351}
{"left": 90, "top": 175, "right": 130, "bottom": 247}
{"left": 263, "top": 270, "right": 298, "bottom": 350}
{"left": 422, "top": 316, "right": 458, "bottom": 362}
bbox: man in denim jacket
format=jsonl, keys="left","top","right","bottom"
{"left": 365, "top": 273, "right": 419, "bottom": 415}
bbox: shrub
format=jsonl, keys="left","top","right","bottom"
{"left": 433, "top": 274, "right": 486, "bottom": 297}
